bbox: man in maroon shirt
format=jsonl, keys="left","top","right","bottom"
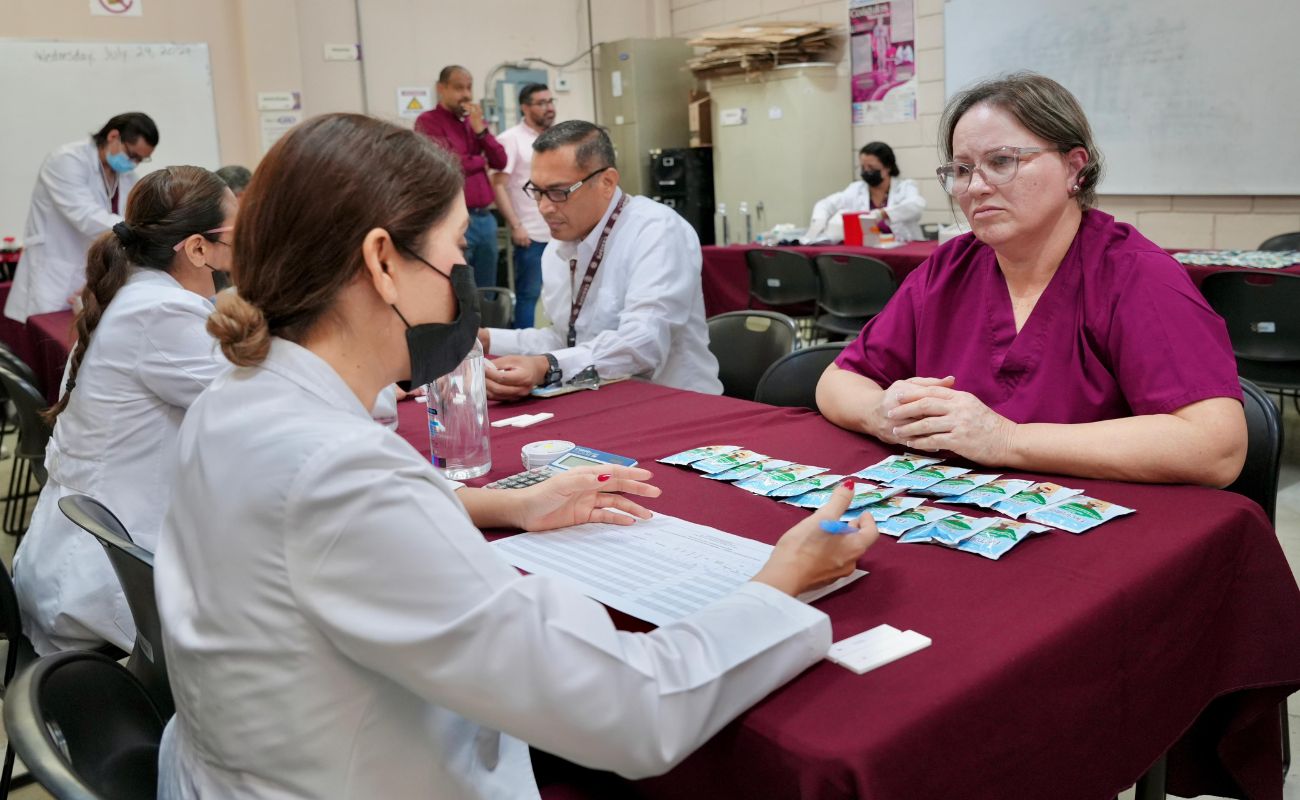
{"left": 415, "top": 65, "right": 508, "bottom": 288}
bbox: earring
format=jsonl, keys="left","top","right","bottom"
{"left": 1071, "top": 184, "right": 1080, "bottom": 192}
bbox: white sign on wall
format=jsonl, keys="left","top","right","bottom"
{"left": 260, "top": 111, "right": 303, "bottom": 154}
{"left": 397, "top": 87, "right": 433, "bottom": 118}
{"left": 90, "top": 0, "right": 143, "bottom": 16}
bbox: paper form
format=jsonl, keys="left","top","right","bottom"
{"left": 492, "top": 513, "right": 866, "bottom": 627}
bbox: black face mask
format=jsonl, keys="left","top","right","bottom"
{"left": 861, "top": 169, "right": 884, "bottom": 187}
{"left": 209, "top": 268, "right": 231, "bottom": 294}
{"left": 391, "top": 255, "right": 481, "bottom": 390}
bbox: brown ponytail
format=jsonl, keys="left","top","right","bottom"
{"left": 44, "top": 165, "right": 229, "bottom": 423}
{"left": 221, "top": 113, "right": 462, "bottom": 366}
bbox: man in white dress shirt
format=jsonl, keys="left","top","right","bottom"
{"left": 480, "top": 121, "right": 722, "bottom": 398}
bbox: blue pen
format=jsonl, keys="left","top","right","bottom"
{"left": 819, "top": 520, "right": 857, "bottom": 535}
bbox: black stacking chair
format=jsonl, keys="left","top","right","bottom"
{"left": 812, "top": 254, "right": 896, "bottom": 339}
{"left": 58, "top": 496, "right": 173, "bottom": 720}
{"left": 706, "top": 311, "right": 799, "bottom": 401}
{"left": 745, "top": 249, "right": 819, "bottom": 342}
{"left": 1135, "top": 378, "right": 1289, "bottom": 800}
{"left": 1200, "top": 271, "right": 1300, "bottom": 412}
{"left": 477, "top": 287, "right": 515, "bottom": 329}
{"left": 1257, "top": 231, "right": 1300, "bottom": 251}
{"left": 0, "top": 557, "right": 38, "bottom": 797}
{"left": 3, "top": 650, "right": 165, "bottom": 800}
{"left": 754, "top": 343, "right": 846, "bottom": 410}
{"left": 0, "top": 366, "right": 51, "bottom": 538}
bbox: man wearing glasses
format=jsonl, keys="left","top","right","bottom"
{"left": 479, "top": 120, "right": 722, "bottom": 399}
{"left": 492, "top": 83, "right": 557, "bottom": 328}
{"left": 416, "top": 65, "right": 508, "bottom": 290}
{"left": 6, "top": 112, "right": 158, "bottom": 322}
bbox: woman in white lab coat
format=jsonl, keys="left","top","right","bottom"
{"left": 5, "top": 113, "right": 159, "bottom": 323}
{"left": 805, "top": 140, "right": 927, "bottom": 243}
{"left": 13, "top": 165, "right": 234, "bottom": 655}
{"left": 155, "top": 113, "right": 878, "bottom": 800}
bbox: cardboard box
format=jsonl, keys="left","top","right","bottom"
{"left": 689, "top": 90, "right": 712, "bottom": 147}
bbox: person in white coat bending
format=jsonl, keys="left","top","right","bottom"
{"left": 5, "top": 113, "right": 159, "bottom": 323}
{"left": 154, "top": 113, "right": 877, "bottom": 800}
{"left": 804, "top": 141, "right": 926, "bottom": 244}
{"left": 13, "top": 165, "right": 234, "bottom": 655}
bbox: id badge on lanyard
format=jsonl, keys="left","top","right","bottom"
{"left": 567, "top": 194, "right": 629, "bottom": 348}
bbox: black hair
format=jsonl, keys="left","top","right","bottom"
{"left": 215, "top": 165, "right": 253, "bottom": 194}
{"left": 438, "top": 65, "right": 469, "bottom": 84}
{"left": 518, "top": 83, "right": 550, "bottom": 106}
{"left": 92, "top": 112, "right": 159, "bottom": 148}
{"left": 533, "top": 120, "right": 616, "bottom": 171}
{"left": 859, "top": 141, "right": 899, "bottom": 176}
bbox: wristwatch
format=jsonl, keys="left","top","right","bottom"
{"left": 541, "top": 353, "right": 562, "bottom": 387}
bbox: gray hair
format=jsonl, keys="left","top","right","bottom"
{"left": 215, "top": 164, "right": 252, "bottom": 194}
{"left": 533, "top": 120, "right": 616, "bottom": 172}
{"left": 939, "top": 72, "right": 1105, "bottom": 208}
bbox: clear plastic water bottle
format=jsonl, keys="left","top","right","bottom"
{"left": 426, "top": 339, "right": 492, "bottom": 480}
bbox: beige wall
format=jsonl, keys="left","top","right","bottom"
{"left": 671, "top": 0, "right": 1300, "bottom": 249}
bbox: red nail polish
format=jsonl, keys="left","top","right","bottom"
{"left": 597, "top": 474, "right": 612, "bottom": 482}
{"left": 843, "top": 478, "right": 856, "bottom": 491}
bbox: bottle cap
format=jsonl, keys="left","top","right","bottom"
{"left": 521, "top": 440, "right": 575, "bottom": 470}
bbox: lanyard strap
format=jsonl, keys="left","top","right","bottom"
{"left": 567, "top": 194, "right": 628, "bottom": 348}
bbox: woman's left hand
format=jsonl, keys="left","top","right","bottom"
{"left": 888, "top": 387, "right": 1017, "bottom": 464}
{"left": 513, "top": 465, "right": 662, "bottom": 532}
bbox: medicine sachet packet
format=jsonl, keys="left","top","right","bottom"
{"left": 914, "top": 472, "right": 1001, "bottom": 497}
{"left": 887, "top": 465, "right": 972, "bottom": 490}
{"left": 942, "top": 478, "right": 1035, "bottom": 508}
{"left": 877, "top": 506, "right": 959, "bottom": 537}
{"left": 992, "top": 482, "right": 1084, "bottom": 519}
{"left": 691, "top": 449, "right": 767, "bottom": 475}
{"left": 1025, "top": 496, "right": 1135, "bottom": 533}
{"left": 767, "top": 473, "right": 845, "bottom": 499}
{"left": 955, "top": 520, "right": 1050, "bottom": 560}
{"left": 841, "top": 495, "right": 925, "bottom": 522}
{"left": 702, "top": 459, "right": 794, "bottom": 482}
{"left": 734, "top": 464, "right": 830, "bottom": 495}
{"left": 853, "top": 453, "right": 943, "bottom": 483}
{"left": 847, "top": 482, "right": 907, "bottom": 509}
{"left": 657, "top": 445, "right": 741, "bottom": 466}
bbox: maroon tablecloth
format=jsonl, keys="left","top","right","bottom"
{"left": 702, "top": 242, "right": 937, "bottom": 318}
{"left": 704, "top": 243, "right": 1300, "bottom": 317}
{"left": 26, "top": 309, "right": 74, "bottom": 404}
{"left": 396, "top": 382, "right": 1300, "bottom": 800}
{"left": 0, "top": 281, "right": 33, "bottom": 369}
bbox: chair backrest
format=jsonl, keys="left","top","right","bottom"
{"left": 813, "top": 254, "right": 897, "bottom": 319}
{"left": 754, "top": 343, "right": 847, "bottom": 409}
{"left": 1200, "top": 272, "right": 1300, "bottom": 362}
{"left": 1225, "top": 378, "right": 1283, "bottom": 524}
{"left": 0, "top": 365, "right": 52, "bottom": 484}
{"left": 745, "top": 249, "right": 819, "bottom": 306}
{"left": 706, "top": 311, "right": 799, "bottom": 401}
{"left": 0, "top": 559, "right": 34, "bottom": 688}
{"left": 3, "top": 650, "right": 165, "bottom": 800}
{"left": 1257, "top": 231, "right": 1300, "bottom": 251}
{"left": 57, "top": 496, "right": 172, "bottom": 720}
{"left": 0, "top": 343, "right": 40, "bottom": 390}
{"left": 477, "top": 286, "right": 515, "bottom": 328}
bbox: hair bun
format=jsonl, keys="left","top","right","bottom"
{"left": 112, "top": 222, "right": 138, "bottom": 246}
{"left": 207, "top": 290, "right": 271, "bottom": 367}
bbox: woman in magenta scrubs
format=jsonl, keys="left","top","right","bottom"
{"left": 816, "top": 73, "right": 1246, "bottom": 487}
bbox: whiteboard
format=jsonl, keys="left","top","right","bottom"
{"left": 944, "top": 0, "right": 1300, "bottom": 195}
{"left": 0, "top": 40, "right": 221, "bottom": 237}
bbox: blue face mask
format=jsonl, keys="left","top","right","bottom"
{"left": 106, "top": 149, "right": 136, "bottom": 174}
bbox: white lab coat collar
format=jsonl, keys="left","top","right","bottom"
{"left": 555, "top": 187, "right": 624, "bottom": 264}
{"left": 257, "top": 338, "right": 374, "bottom": 422}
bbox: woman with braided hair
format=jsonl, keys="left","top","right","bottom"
{"left": 13, "top": 165, "right": 235, "bottom": 655}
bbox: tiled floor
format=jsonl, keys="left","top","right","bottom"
{"left": 1, "top": 401, "right": 1298, "bottom": 800}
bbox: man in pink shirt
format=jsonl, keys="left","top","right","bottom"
{"left": 492, "top": 83, "right": 556, "bottom": 327}
{"left": 415, "top": 65, "right": 507, "bottom": 288}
